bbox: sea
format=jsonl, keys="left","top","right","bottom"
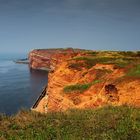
{"left": 0, "top": 53, "right": 48, "bottom": 115}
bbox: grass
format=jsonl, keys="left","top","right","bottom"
{"left": 71, "top": 56, "right": 136, "bottom": 69}
{"left": 0, "top": 106, "right": 140, "bottom": 140}
{"left": 126, "top": 64, "right": 140, "bottom": 77}
{"left": 68, "top": 62, "right": 84, "bottom": 71}
{"left": 63, "top": 80, "right": 102, "bottom": 93}
{"left": 118, "top": 51, "right": 140, "bottom": 57}
{"left": 63, "top": 83, "right": 92, "bottom": 93}
{"left": 86, "top": 51, "right": 99, "bottom": 56}
{"left": 71, "top": 56, "right": 114, "bottom": 69}
{"left": 70, "top": 50, "right": 140, "bottom": 69}
{"left": 86, "top": 51, "right": 140, "bottom": 58}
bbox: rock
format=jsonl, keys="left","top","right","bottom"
{"left": 105, "top": 84, "right": 119, "bottom": 102}
{"left": 28, "top": 48, "right": 81, "bottom": 71}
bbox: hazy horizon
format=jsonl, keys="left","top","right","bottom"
{"left": 0, "top": 0, "right": 140, "bottom": 54}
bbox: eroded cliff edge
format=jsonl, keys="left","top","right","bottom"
{"left": 29, "top": 49, "right": 140, "bottom": 113}
{"left": 29, "top": 48, "right": 81, "bottom": 71}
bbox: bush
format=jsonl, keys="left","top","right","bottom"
{"left": 63, "top": 83, "right": 92, "bottom": 93}
{"left": 71, "top": 56, "right": 116, "bottom": 69}
{"left": 63, "top": 80, "right": 102, "bottom": 93}
{"left": 68, "top": 62, "right": 83, "bottom": 71}
{"left": 126, "top": 64, "right": 140, "bottom": 77}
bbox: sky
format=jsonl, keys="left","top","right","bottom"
{"left": 0, "top": 0, "right": 140, "bottom": 54}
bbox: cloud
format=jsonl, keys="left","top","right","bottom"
{"left": 0, "top": 0, "right": 140, "bottom": 17}
{"left": 0, "top": 0, "right": 139, "bottom": 11}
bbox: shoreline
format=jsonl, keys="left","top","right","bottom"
{"left": 14, "top": 58, "right": 29, "bottom": 64}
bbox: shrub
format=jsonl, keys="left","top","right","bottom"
{"left": 136, "top": 51, "right": 140, "bottom": 57}
{"left": 118, "top": 51, "right": 137, "bottom": 57}
{"left": 68, "top": 62, "right": 83, "bottom": 71}
{"left": 63, "top": 80, "right": 102, "bottom": 94}
{"left": 63, "top": 83, "right": 92, "bottom": 93}
{"left": 86, "top": 51, "right": 99, "bottom": 56}
{"left": 126, "top": 64, "right": 140, "bottom": 77}
{"left": 71, "top": 56, "right": 115, "bottom": 69}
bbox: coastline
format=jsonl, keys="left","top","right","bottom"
{"left": 29, "top": 49, "right": 140, "bottom": 114}
{"left": 14, "top": 58, "right": 29, "bottom": 64}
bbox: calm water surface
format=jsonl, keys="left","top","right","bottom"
{"left": 0, "top": 55, "right": 48, "bottom": 115}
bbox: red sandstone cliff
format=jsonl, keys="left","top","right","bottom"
{"left": 30, "top": 49, "right": 140, "bottom": 113}
{"left": 29, "top": 48, "right": 82, "bottom": 71}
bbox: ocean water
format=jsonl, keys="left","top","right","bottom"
{"left": 0, "top": 54, "right": 48, "bottom": 115}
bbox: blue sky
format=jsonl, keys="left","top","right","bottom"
{"left": 0, "top": 0, "right": 140, "bottom": 54}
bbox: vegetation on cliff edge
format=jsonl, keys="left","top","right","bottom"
{"left": 63, "top": 80, "right": 102, "bottom": 93}
{"left": 126, "top": 64, "right": 140, "bottom": 77}
{"left": 70, "top": 51, "right": 140, "bottom": 69}
{"left": 0, "top": 106, "right": 140, "bottom": 140}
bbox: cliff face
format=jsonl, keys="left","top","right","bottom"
{"left": 30, "top": 49, "right": 140, "bottom": 113}
{"left": 29, "top": 48, "right": 82, "bottom": 71}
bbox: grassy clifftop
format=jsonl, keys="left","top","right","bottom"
{"left": 0, "top": 106, "right": 140, "bottom": 140}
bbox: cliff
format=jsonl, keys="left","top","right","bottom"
{"left": 30, "top": 49, "right": 140, "bottom": 113}
{"left": 29, "top": 48, "right": 82, "bottom": 71}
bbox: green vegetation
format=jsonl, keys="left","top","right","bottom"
{"left": 0, "top": 106, "right": 140, "bottom": 140}
{"left": 68, "top": 62, "right": 84, "bottom": 71}
{"left": 87, "top": 51, "right": 140, "bottom": 58}
{"left": 36, "top": 48, "right": 86, "bottom": 52}
{"left": 137, "top": 51, "right": 140, "bottom": 57}
{"left": 63, "top": 80, "right": 102, "bottom": 93}
{"left": 71, "top": 56, "right": 114, "bottom": 69}
{"left": 86, "top": 51, "right": 99, "bottom": 56}
{"left": 68, "top": 51, "right": 140, "bottom": 70}
{"left": 118, "top": 51, "right": 140, "bottom": 57}
{"left": 126, "top": 64, "right": 140, "bottom": 77}
{"left": 71, "top": 55, "right": 140, "bottom": 69}
{"left": 64, "top": 83, "right": 92, "bottom": 93}
{"left": 72, "top": 56, "right": 116, "bottom": 68}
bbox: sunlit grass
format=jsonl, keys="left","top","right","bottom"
{"left": 126, "top": 64, "right": 140, "bottom": 77}
{"left": 63, "top": 80, "right": 102, "bottom": 93}
{"left": 0, "top": 106, "right": 140, "bottom": 140}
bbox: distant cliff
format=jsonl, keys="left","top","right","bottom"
{"left": 29, "top": 48, "right": 83, "bottom": 71}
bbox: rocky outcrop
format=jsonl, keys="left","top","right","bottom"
{"left": 30, "top": 49, "right": 140, "bottom": 113}
{"left": 29, "top": 48, "right": 82, "bottom": 71}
